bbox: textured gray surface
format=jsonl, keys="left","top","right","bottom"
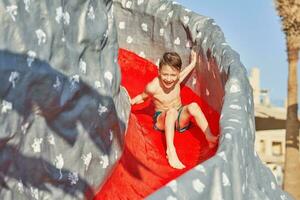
{"left": 0, "top": 0, "right": 293, "bottom": 199}
{"left": 0, "top": 0, "right": 129, "bottom": 199}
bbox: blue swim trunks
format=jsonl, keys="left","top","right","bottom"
{"left": 153, "top": 106, "right": 191, "bottom": 133}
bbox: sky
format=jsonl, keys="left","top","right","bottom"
{"left": 176, "top": 0, "right": 295, "bottom": 107}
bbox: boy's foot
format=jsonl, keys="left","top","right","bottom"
{"left": 166, "top": 148, "right": 186, "bottom": 169}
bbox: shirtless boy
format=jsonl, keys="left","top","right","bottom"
{"left": 131, "top": 50, "right": 218, "bottom": 169}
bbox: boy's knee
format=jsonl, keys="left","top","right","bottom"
{"left": 188, "top": 102, "right": 199, "bottom": 112}
{"left": 166, "top": 108, "right": 178, "bottom": 117}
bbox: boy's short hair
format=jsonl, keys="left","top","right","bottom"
{"left": 159, "top": 52, "right": 182, "bottom": 71}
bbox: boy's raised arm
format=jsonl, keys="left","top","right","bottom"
{"left": 179, "top": 50, "right": 197, "bottom": 83}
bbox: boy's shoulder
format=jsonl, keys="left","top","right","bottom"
{"left": 146, "top": 77, "right": 159, "bottom": 94}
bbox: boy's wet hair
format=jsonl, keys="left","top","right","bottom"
{"left": 159, "top": 52, "right": 182, "bottom": 71}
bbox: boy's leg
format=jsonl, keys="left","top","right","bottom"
{"left": 164, "top": 108, "right": 185, "bottom": 169}
{"left": 154, "top": 112, "right": 166, "bottom": 131}
{"left": 179, "top": 103, "right": 218, "bottom": 147}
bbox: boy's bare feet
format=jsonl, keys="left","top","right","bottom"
{"left": 166, "top": 148, "right": 186, "bottom": 169}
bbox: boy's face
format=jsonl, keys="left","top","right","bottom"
{"left": 159, "top": 64, "right": 180, "bottom": 89}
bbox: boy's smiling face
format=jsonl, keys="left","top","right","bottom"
{"left": 159, "top": 64, "right": 180, "bottom": 89}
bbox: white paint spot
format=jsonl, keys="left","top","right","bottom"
{"left": 47, "top": 134, "right": 55, "bottom": 145}
{"left": 104, "top": 71, "right": 113, "bottom": 84}
{"left": 202, "top": 37, "right": 208, "bottom": 45}
{"left": 87, "top": 6, "right": 95, "bottom": 20}
{"left": 141, "top": 23, "right": 148, "bottom": 32}
{"left": 1, "top": 100, "right": 13, "bottom": 113}
{"left": 81, "top": 152, "right": 92, "bottom": 171}
{"left": 195, "top": 164, "right": 206, "bottom": 174}
{"left": 119, "top": 21, "right": 125, "bottom": 29}
{"left": 196, "top": 31, "right": 202, "bottom": 39}
{"left": 17, "top": 180, "right": 24, "bottom": 193}
{"left": 30, "top": 187, "right": 39, "bottom": 200}
{"left": 167, "top": 180, "right": 177, "bottom": 193}
{"left": 100, "top": 155, "right": 109, "bottom": 168}
{"left": 166, "top": 196, "right": 177, "bottom": 200}
{"left": 55, "top": 7, "right": 70, "bottom": 25}
{"left": 98, "top": 103, "right": 108, "bottom": 115}
{"left": 224, "top": 126, "right": 235, "bottom": 130}
{"left": 174, "top": 37, "right": 180, "bottom": 45}
{"left": 79, "top": 59, "right": 87, "bottom": 74}
{"left": 27, "top": 50, "right": 36, "bottom": 67}
{"left": 222, "top": 172, "right": 231, "bottom": 186}
{"left": 6, "top": 5, "right": 18, "bottom": 21}
{"left": 271, "top": 181, "right": 276, "bottom": 190}
{"left": 9, "top": 71, "right": 20, "bottom": 88}
{"left": 125, "top": 1, "right": 132, "bottom": 8}
{"left": 230, "top": 104, "right": 241, "bottom": 110}
{"left": 159, "top": 28, "right": 164, "bottom": 36}
{"left": 139, "top": 51, "right": 146, "bottom": 58}
{"left": 225, "top": 133, "right": 232, "bottom": 140}
{"left": 230, "top": 84, "right": 241, "bottom": 93}
{"left": 126, "top": 36, "right": 133, "bottom": 43}
{"left": 159, "top": 4, "right": 166, "bottom": 11}
{"left": 68, "top": 172, "right": 79, "bottom": 185}
{"left": 54, "top": 154, "right": 64, "bottom": 179}
{"left": 137, "top": 0, "right": 144, "bottom": 5}
{"left": 218, "top": 151, "right": 227, "bottom": 162}
{"left": 31, "top": 138, "right": 43, "bottom": 153}
{"left": 254, "top": 150, "right": 257, "bottom": 157}
{"left": 168, "top": 10, "right": 173, "bottom": 18}
{"left": 242, "top": 183, "right": 245, "bottom": 194}
{"left": 94, "top": 81, "right": 103, "bottom": 88}
{"left": 192, "top": 179, "right": 205, "bottom": 193}
{"left": 53, "top": 76, "right": 61, "bottom": 89}
{"left": 183, "top": 16, "right": 189, "bottom": 24}
{"left": 228, "top": 118, "right": 241, "bottom": 123}
{"left": 69, "top": 74, "right": 80, "bottom": 90}
{"left": 23, "top": 0, "right": 31, "bottom": 12}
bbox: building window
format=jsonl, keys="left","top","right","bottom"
{"left": 259, "top": 139, "right": 265, "bottom": 153}
{"left": 272, "top": 141, "right": 282, "bottom": 156}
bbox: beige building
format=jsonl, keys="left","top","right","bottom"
{"left": 249, "top": 67, "right": 286, "bottom": 187}
{"left": 255, "top": 129, "right": 285, "bottom": 186}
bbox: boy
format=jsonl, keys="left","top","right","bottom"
{"left": 131, "top": 50, "right": 218, "bottom": 169}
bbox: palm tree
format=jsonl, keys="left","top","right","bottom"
{"left": 275, "top": 0, "right": 300, "bottom": 198}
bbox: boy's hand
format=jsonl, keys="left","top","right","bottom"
{"left": 190, "top": 50, "right": 197, "bottom": 65}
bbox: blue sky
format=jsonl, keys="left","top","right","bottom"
{"left": 176, "top": 0, "right": 294, "bottom": 107}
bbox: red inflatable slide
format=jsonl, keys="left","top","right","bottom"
{"left": 94, "top": 49, "right": 220, "bottom": 199}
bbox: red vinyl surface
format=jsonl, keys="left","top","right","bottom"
{"left": 94, "top": 49, "right": 220, "bottom": 199}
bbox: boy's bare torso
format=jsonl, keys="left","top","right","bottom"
{"left": 149, "top": 78, "right": 182, "bottom": 112}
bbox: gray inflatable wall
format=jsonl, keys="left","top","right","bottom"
{"left": 0, "top": 0, "right": 129, "bottom": 199}
{"left": 0, "top": 0, "right": 293, "bottom": 199}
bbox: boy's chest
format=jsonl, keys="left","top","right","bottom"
{"left": 154, "top": 86, "right": 181, "bottom": 103}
